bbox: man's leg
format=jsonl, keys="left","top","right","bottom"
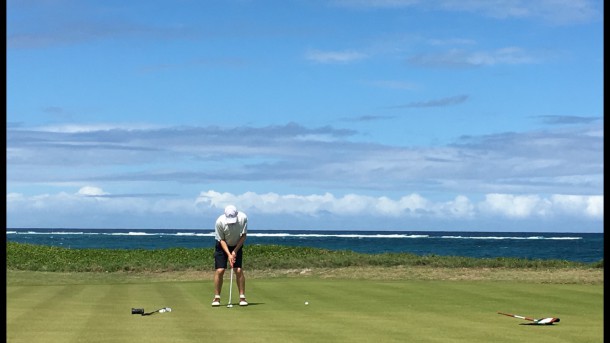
{"left": 212, "top": 241, "right": 228, "bottom": 306}
{"left": 236, "top": 268, "right": 248, "bottom": 306}
{"left": 212, "top": 268, "right": 225, "bottom": 306}
{"left": 235, "top": 268, "right": 245, "bottom": 295}
{"left": 214, "top": 268, "right": 225, "bottom": 295}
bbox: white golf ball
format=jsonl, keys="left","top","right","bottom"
{"left": 305, "top": 301, "right": 309, "bottom": 305}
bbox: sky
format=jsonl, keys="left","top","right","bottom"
{"left": 6, "top": 0, "right": 604, "bottom": 233}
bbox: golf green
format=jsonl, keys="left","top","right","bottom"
{"left": 6, "top": 273, "right": 603, "bottom": 342}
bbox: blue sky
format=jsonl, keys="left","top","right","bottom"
{"left": 6, "top": 0, "right": 603, "bottom": 232}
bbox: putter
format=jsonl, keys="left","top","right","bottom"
{"left": 227, "top": 267, "right": 234, "bottom": 308}
{"left": 497, "top": 311, "right": 560, "bottom": 325}
{"left": 132, "top": 307, "right": 172, "bottom": 316}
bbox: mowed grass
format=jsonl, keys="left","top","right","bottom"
{"left": 7, "top": 243, "right": 604, "bottom": 342}
{"left": 7, "top": 270, "right": 603, "bottom": 343}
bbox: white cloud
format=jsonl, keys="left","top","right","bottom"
{"left": 479, "top": 194, "right": 551, "bottom": 218}
{"left": 551, "top": 194, "right": 604, "bottom": 218}
{"left": 6, "top": 189, "right": 602, "bottom": 230}
{"left": 442, "top": 195, "right": 476, "bottom": 218}
{"left": 479, "top": 193, "right": 603, "bottom": 219}
{"left": 194, "top": 190, "right": 598, "bottom": 220}
{"left": 28, "top": 123, "right": 160, "bottom": 133}
{"left": 333, "top": 0, "right": 600, "bottom": 24}
{"left": 408, "top": 47, "right": 537, "bottom": 68}
{"left": 77, "top": 186, "right": 108, "bottom": 196}
{"left": 305, "top": 49, "right": 368, "bottom": 63}
{"left": 7, "top": 188, "right": 603, "bottom": 221}
{"left": 6, "top": 123, "right": 602, "bottom": 196}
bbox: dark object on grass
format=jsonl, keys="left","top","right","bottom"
{"left": 132, "top": 307, "right": 172, "bottom": 316}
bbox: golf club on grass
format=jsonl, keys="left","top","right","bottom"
{"left": 227, "top": 267, "right": 234, "bottom": 308}
{"left": 497, "top": 311, "right": 560, "bottom": 325}
{"left": 132, "top": 307, "right": 172, "bottom": 316}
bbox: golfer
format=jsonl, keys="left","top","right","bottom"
{"left": 212, "top": 205, "right": 248, "bottom": 307}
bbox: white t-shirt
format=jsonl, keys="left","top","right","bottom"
{"left": 214, "top": 212, "right": 248, "bottom": 246}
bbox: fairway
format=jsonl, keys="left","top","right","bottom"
{"left": 6, "top": 272, "right": 603, "bottom": 343}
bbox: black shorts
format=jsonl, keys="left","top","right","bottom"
{"left": 214, "top": 241, "right": 244, "bottom": 269}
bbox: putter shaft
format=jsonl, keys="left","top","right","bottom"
{"left": 227, "top": 267, "right": 234, "bottom": 308}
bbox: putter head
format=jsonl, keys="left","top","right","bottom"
{"left": 536, "top": 317, "right": 560, "bottom": 325}
{"left": 227, "top": 304, "right": 233, "bottom": 308}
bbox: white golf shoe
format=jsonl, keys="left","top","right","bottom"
{"left": 211, "top": 296, "right": 221, "bottom": 307}
{"left": 239, "top": 295, "right": 248, "bottom": 306}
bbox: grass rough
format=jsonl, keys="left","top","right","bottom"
{"left": 7, "top": 242, "right": 603, "bottom": 285}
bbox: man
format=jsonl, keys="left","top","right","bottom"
{"left": 212, "top": 205, "right": 248, "bottom": 307}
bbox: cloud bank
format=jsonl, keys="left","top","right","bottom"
{"left": 6, "top": 119, "right": 602, "bottom": 231}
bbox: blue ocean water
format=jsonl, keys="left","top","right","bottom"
{"left": 5, "top": 228, "right": 603, "bottom": 263}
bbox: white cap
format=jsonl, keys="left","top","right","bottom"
{"left": 224, "top": 205, "right": 238, "bottom": 224}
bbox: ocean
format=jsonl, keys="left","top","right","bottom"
{"left": 6, "top": 228, "right": 603, "bottom": 263}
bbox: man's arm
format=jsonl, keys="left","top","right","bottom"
{"left": 219, "top": 239, "right": 233, "bottom": 260}
{"left": 233, "top": 234, "right": 247, "bottom": 253}
{"left": 215, "top": 220, "right": 233, "bottom": 262}
{"left": 228, "top": 234, "right": 247, "bottom": 266}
